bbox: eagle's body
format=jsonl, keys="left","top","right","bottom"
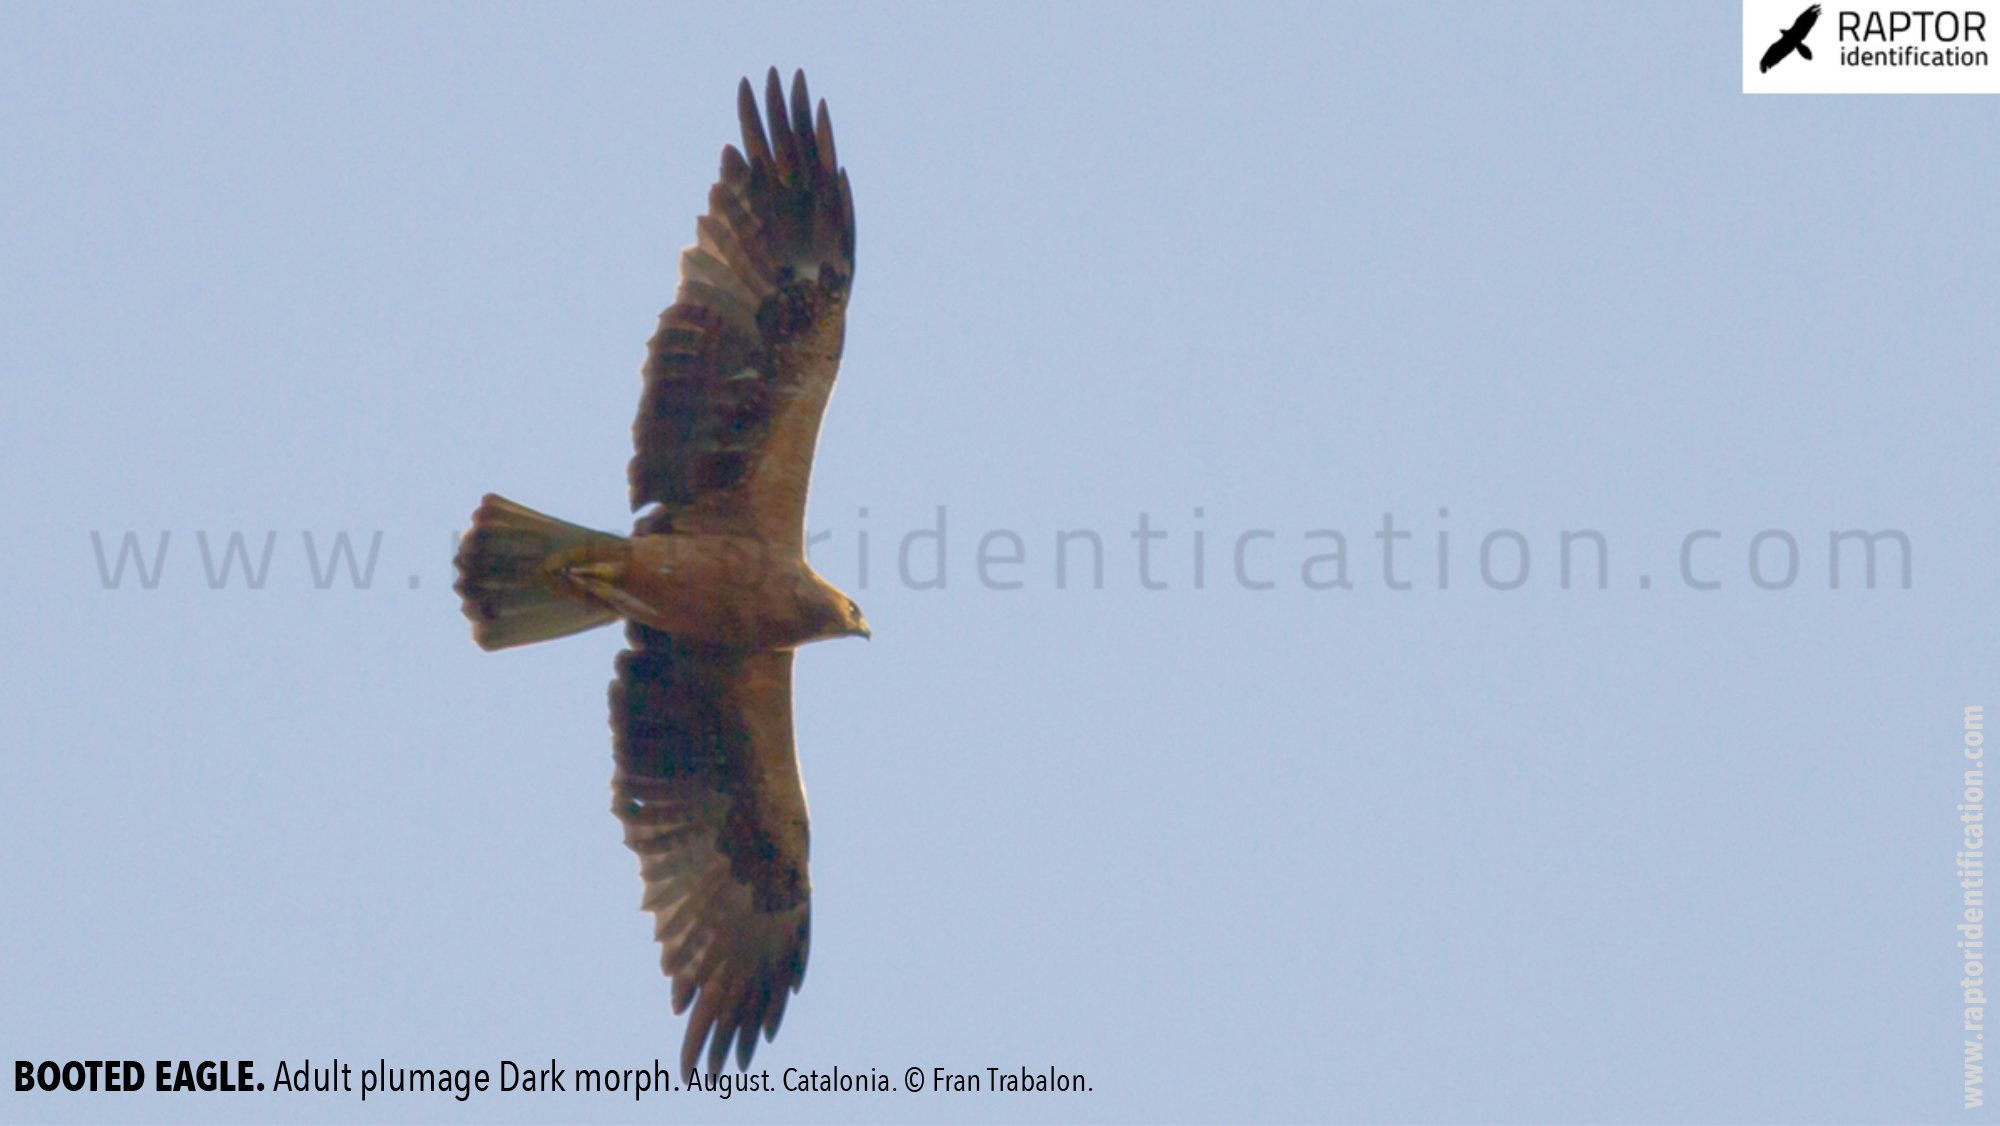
{"left": 453, "top": 69, "right": 864, "bottom": 1077}
{"left": 542, "top": 528, "right": 852, "bottom": 650}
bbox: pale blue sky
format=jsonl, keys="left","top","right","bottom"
{"left": 3, "top": 3, "right": 1995, "bottom": 1123}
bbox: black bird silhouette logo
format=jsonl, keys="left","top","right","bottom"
{"left": 1761, "top": 4, "right": 1822, "bottom": 72}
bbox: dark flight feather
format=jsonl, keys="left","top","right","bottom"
{"left": 630, "top": 68, "right": 855, "bottom": 544}
{"left": 611, "top": 624, "right": 811, "bottom": 1075}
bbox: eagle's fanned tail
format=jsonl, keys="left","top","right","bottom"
{"left": 453, "top": 494, "right": 621, "bottom": 650}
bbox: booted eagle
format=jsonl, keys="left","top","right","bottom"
{"left": 453, "top": 68, "right": 864, "bottom": 1077}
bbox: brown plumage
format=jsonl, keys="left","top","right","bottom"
{"left": 452, "top": 68, "right": 865, "bottom": 1077}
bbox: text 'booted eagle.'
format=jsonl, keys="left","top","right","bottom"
{"left": 453, "top": 69, "right": 865, "bottom": 1077}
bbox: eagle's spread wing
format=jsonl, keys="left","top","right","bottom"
{"left": 1759, "top": 38, "right": 1795, "bottom": 71}
{"left": 630, "top": 68, "right": 856, "bottom": 551}
{"left": 611, "top": 624, "right": 811, "bottom": 1075}
{"left": 1789, "top": 4, "right": 1821, "bottom": 37}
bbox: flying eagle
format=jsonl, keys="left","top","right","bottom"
{"left": 1760, "top": 4, "right": 1821, "bottom": 72}
{"left": 453, "top": 68, "right": 865, "bottom": 1077}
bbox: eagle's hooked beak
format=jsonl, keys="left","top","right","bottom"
{"left": 855, "top": 619, "right": 872, "bottom": 641}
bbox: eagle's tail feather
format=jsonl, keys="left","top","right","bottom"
{"left": 1798, "top": 43, "right": 1812, "bottom": 60}
{"left": 454, "top": 494, "right": 623, "bottom": 650}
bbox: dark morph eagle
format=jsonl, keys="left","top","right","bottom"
{"left": 453, "top": 69, "right": 864, "bottom": 1076}
{"left": 1760, "top": 4, "right": 1821, "bottom": 72}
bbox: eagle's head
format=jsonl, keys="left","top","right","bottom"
{"left": 834, "top": 593, "right": 871, "bottom": 641}
{"left": 800, "top": 571, "right": 870, "bottom": 644}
